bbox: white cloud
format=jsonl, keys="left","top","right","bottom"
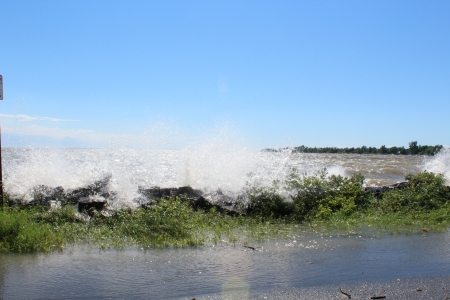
{"left": 3, "top": 124, "right": 104, "bottom": 142}
{"left": 0, "top": 114, "right": 79, "bottom": 122}
{"left": 2, "top": 123, "right": 190, "bottom": 149}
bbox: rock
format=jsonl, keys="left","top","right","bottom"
{"left": 137, "top": 186, "right": 202, "bottom": 206}
{"left": 138, "top": 186, "right": 203, "bottom": 201}
{"left": 48, "top": 200, "right": 61, "bottom": 211}
{"left": 78, "top": 195, "right": 107, "bottom": 213}
{"left": 202, "top": 189, "right": 234, "bottom": 206}
{"left": 64, "top": 175, "right": 112, "bottom": 204}
{"left": 10, "top": 176, "right": 247, "bottom": 217}
{"left": 25, "top": 185, "right": 65, "bottom": 206}
{"left": 201, "top": 190, "right": 243, "bottom": 215}
{"left": 15, "top": 175, "right": 112, "bottom": 213}
{"left": 364, "top": 181, "right": 408, "bottom": 197}
{"left": 136, "top": 186, "right": 244, "bottom": 215}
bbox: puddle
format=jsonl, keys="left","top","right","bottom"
{"left": 1, "top": 231, "right": 449, "bottom": 299}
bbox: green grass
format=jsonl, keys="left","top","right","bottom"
{"left": 1, "top": 170, "right": 449, "bottom": 253}
{"left": 0, "top": 207, "right": 65, "bottom": 252}
{"left": 306, "top": 205, "right": 450, "bottom": 236}
{"left": 1, "top": 199, "right": 448, "bottom": 253}
{"left": 0, "top": 199, "right": 294, "bottom": 253}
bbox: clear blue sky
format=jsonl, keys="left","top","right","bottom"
{"left": 1, "top": 0, "right": 449, "bottom": 149}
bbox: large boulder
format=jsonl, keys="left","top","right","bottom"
{"left": 15, "top": 175, "right": 112, "bottom": 213}
{"left": 201, "top": 190, "right": 244, "bottom": 215}
{"left": 10, "top": 176, "right": 247, "bottom": 216}
{"left": 136, "top": 186, "right": 204, "bottom": 206}
{"left": 136, "top": 186, "right": 244, "bottom": 215}
{"left": 25, "top": 185, "right": 65, "bottom": 206}
{"left": 64, "top": 175, "right": 112, "bottom": 204}
{"left": 364, "top": 181, "right": 408, "bottom": 197}
{"left": 78, "top": 195, "right": 108, "bottom": 213}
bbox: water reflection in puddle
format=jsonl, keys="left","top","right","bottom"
{"left": 0, "top": 231, "right": 449, "bottom": 299}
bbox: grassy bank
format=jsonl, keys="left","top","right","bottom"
{"left": 0, "top": 199, "right": 295, "bottom": 253}
{"left": 1, "top": 170, "right": 449, "bottom": 253}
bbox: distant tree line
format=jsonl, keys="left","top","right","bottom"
{"left": 262, "top": 141, "right": 443, "bottom": 156}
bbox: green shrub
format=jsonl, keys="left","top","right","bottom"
{"left": 380, "top": 171, "right": 450, "bottom": 212}
{"left": 286, "top": 168, "right": 374, "bottom": 219}
{"left": 246, "top": 183, "right": 291, "bottom": 218}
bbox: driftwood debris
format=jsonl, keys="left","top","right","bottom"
{"left": 339, "top": 288, "right": 351, "bottom": 299}
{"left": 370, "top": 296, "right": 386, "bottom": 299}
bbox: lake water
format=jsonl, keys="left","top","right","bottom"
{"left": 1, "top": 148, "right": 449, "bottom": 299}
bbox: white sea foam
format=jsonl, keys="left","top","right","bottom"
{"left": 326, "top": 165, "right": 348, "bottom": 177}
{"left": 2, "top": 145, "right": 430, "bottom": 204}
{"left": 3, "top": 144, "right": 278, "bottom": 204}
{"left": 424, "top": 147, "right": 450, "bottom": 183}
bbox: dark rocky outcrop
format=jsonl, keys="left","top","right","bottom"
{"left": 137, "top": 186, "right": 202, "bottom": 202}
{"left": 8, "top": 175, "right": 246, "bottom": 216}
{"left": 78, "top": 195, "right": 108, "bottom": 213}
{"left": 136, "top": 186, "right": 244, "bottom": 215}
{"left": 364, "top": 181, "right": 408, "bottom": 197}
{"left": 25, "top": 185, "right": 65, "bottom": 206}
{"left": 64, "top": 175, "right": 113, "bottom": 204}
{"left": 201, "top": 190, "right": 246, "bottom": 215}
{"left": 12, "top": 175, "right": 113, "bottom": 213}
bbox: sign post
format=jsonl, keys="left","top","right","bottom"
{"left": 0, "top": 122, "right": 2, "bottom": 205}
{"left": 0, "top": 75, "right": 3, "bottom": 204}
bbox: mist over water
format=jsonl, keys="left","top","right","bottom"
{"left": 3, "top": 139, "right": 449, "bottom": 205}
{"left": 424, "top": 147, "right": 450, "bottom": 183}
{"left": 3, "top": 145, "right": 280, "bottom": 204}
